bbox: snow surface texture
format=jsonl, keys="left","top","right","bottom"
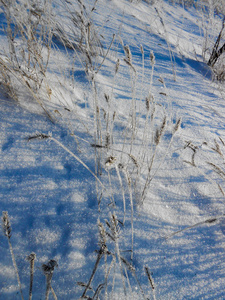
{"left": 1, "top": 0, "right": 225, "bottom": 299}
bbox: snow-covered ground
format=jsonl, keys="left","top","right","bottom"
{"left": 1, "top": 0, "right": 225, "bottom": 299}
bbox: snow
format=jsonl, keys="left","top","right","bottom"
{"left": 1, "top": 0, "right": 225, "bottom": 299}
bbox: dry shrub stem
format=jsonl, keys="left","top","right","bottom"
{"left": 208, "top": 17, "right": 225, "bottom": 67}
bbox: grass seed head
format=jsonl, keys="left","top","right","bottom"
{"left": 146, "top": 93, "right": 154, "bottom": 112}
{"left": 158, "top": 76, "right": 164, "bottom": 84}
{"left": 173, "top": 117, "right": 181, "bottom": 133}
{"left": 150, "top": 51, "right": 155, "bottom": 65}
{"left": 98, "top": 219, "right": 107, "bottom": 246}
{"left": 145, "top": 266, "right": 155, "bottom": 291}
{"left": 42, "top": 259, "right": 58, "bottom": 275}
{"left": 219, "top": 137, "right": 225, "bottom": 146}
{"left": 146, "top": 96, "right": 150, "bottom": 111}
{"left": 104, "top": 93, "right": 109, "bottom": 102}
{"left": 124, "top": 45, "right": 132, "bottom": 63}
{"left": 2, "top": 211, "right": 12, "bottom": 239}
{"left": 115, "top": 59, "right": 120, "bottom": 73}
{"left": 105, "top": 156, "right": 117, "bottom": 167}
{"left": 155, "top": 116, "right": 166, "bottom": 145}
{"left": 27, "top": 252, "right": 36, "bottom": 262}
{"left": 211, "top": 139, "right": 223, "bottom": 156}
{"left": 128, "top": 154, "right": 139, "bottom": 168}
{"left": 105, "top": 133, "right": 110, "bottom": 147}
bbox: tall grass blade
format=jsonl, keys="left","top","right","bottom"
{"left": 2, "top": 211, "right": 24, "bottom": 300}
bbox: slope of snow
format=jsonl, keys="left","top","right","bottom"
{"left": 1, "top": 0, "right": 225, "bottom": 299}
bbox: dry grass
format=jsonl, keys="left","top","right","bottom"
{"left": 0, "top": 1, "right": 182, "bottom": 299}
{"left": 26, "top": 253, "right": 36, "bottom": 300}
{"left": 0, "top": 0, "right": 54, "bottom": 118}
{"left": 2, "top": 212, "right": 24, "bottom": 300}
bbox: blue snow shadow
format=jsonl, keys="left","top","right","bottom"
{"left": 2, "top": 136, "right": 14, "bottom": 151}
{"left": 0, "top": 13, "right": 6, "bottom": 36}
{"left": 184, "top": 58, "right": 213, "bottom": 80}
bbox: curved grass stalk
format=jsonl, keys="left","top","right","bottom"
{"left": 96, "top": 34, "right": 115, "bottom": 74}
{"left": 28, "top": 133, "right": 105, "bottom": 189}
{"left": 50, "top": 136, "right": 105, "bottom": 189}
{"left": 106, "top": 169, "right": 116, "bottom": 208}
{"left": 165, "top": 215, "right": 225, "bottom": 240}
{"left": 139, "top": 51, "right": 155, "bottom": 163}
{"left": 141, "top": 117, "right": 181, "bottom": 204}
{"left": 122, "top": 167, "right": 134, "bottom": 260}
{"left": 123, "top": 264, "right": 133, "bottom": 297}
{"left": 121, "top": 256, "right": 147, "bottom": 300}
{"left": 81, "top": 251, "right": 104, "bottom": 298}
{"left": 105, "top": 254, "right": 116, "bottom": 299}
{"left": 136, "top": 45, "right": 145, "bottom": 131}
{"left": 110, "top": 213, "right": 127, "bottom": 299}
{"left": 45, "top": 273, "right": 53, "bottom": 300}
{"left": 115, "top": 165, "right": 126, "bottom": 225}
{"left": 50, "top": 286, "right": 58, "bottom": 300}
